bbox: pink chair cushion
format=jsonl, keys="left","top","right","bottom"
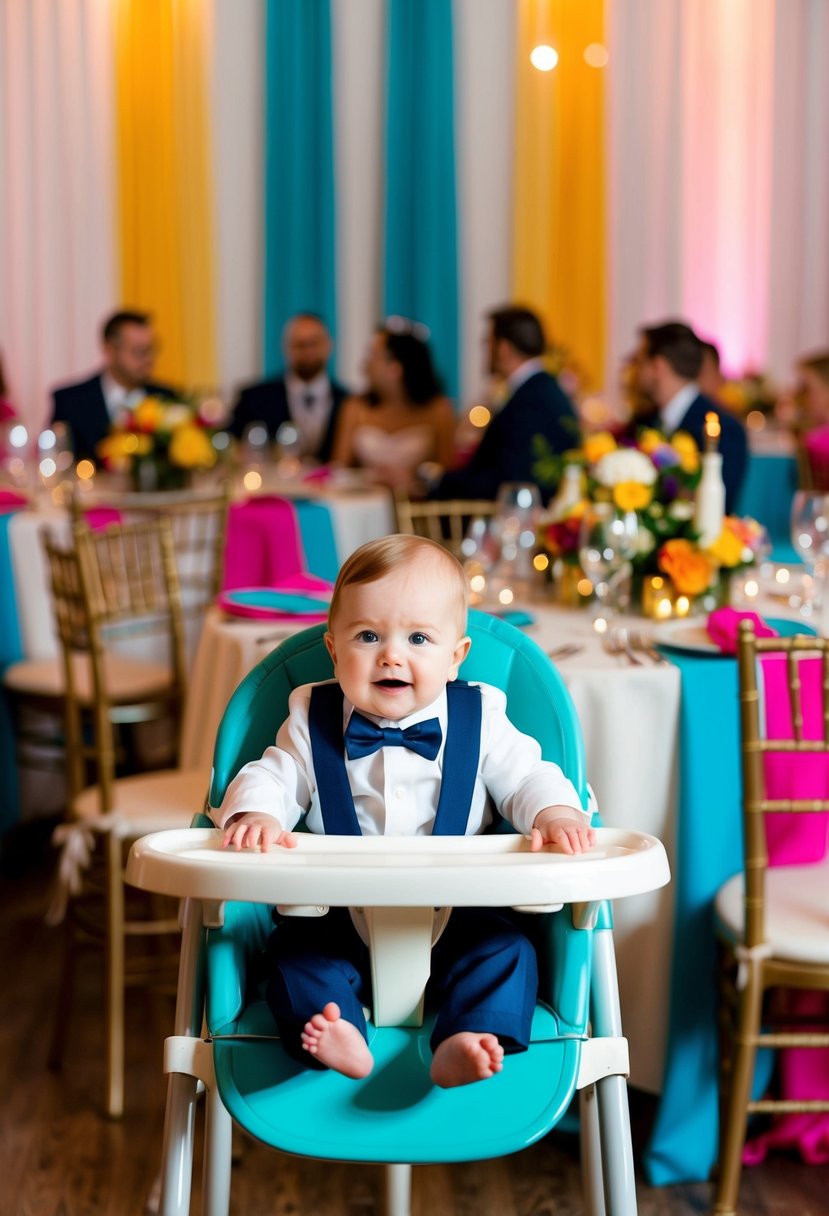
{"left": 221, "top": 497, "right": 306, "bottom": 592}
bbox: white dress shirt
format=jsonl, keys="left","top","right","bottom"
{"left": 660, "top": 383, "right": 699, "bottom": 436}
{"left": 101, "top": 372, "right": 147, "bottom": 424}
{"left": 213, "top": 680, "right": 587, "bottom": 838}
{"left": 285, "top": 371, "right": 333, "bottom": 458}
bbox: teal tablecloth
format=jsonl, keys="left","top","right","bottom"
{"left": 294, "top": 500, "right": 340, "bottom": 583}
{"left": 0, "top": 509, "right": 24, "bottom": 831}
{"left": 737, "top": 451, "right": 799, "bottom": 564}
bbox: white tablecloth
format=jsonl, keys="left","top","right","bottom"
{"left": 180, "top": 603, "right": 681, "bottom": 1093}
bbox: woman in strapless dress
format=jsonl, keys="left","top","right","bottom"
{"left": 331, "top": 322, "right": 456, "bottom": 493}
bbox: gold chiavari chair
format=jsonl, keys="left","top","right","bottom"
{"left": 45, "top": 517, "right": 206, "bottom": 1118}
{"left": 713, "top": 620, "right": 829, "bottom": 1213}
{"left": 393, "top": 494, "right": 497, "bottom": 557}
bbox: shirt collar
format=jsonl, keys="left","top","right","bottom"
{"left": 344, "top": 687, "right": 448, "bottom": 732}
{"left": 507, "top": 357, "right": 544, "bottom": 394}
{"left": 661, "top": 383, "right": 699, "bottom": 434}
{"left": 285, "top": 370, "right": 330, "bottom": 398}
{"left": 101, "top": 372, "right": 146, "bottom": 419}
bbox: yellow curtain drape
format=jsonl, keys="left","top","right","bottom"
{"left": 512, "top": 0, "right": 606, "bottom": 393}
{"left": 114, "top": 0, "right": 217, "bottom": 391}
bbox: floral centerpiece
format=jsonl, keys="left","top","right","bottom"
{"left": 535, "top": 429, "right": 765, "bottom": 609}
{"left": 97, "top": 397, "right": 219, "bottom": 491}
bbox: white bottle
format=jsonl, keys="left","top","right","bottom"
{"left": 549, "top": 465, "right": 584, "bottom": 520}
{"left": 694, "top": 452, "right": 726, "bottom": 548}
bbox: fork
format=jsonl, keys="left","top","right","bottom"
{"left": 627, "top": 629, "right": 670, "bottom": 665}
{"left": 547, "top": 643, "right": 584, "bottom": 661}
{"left": 603, "top": 627, "right": 643, "bottom": 665}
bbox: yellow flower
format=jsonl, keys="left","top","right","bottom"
{"left": 638, "top": 429, "right": 664, "bottom": 455}
{"left": 670, "top": 431, "right": 700, "bottom": 474}
{"left": 613, "top": 481, "right": 653, "bottom": 511}
{"left": 657, "top": 539, "right": 714, "bottom": 597}
{"left": 583, "top": 431, "right": 617, "bottom": 465}
{"left": 707, "top": 521, "right": 748, "bottom": 567}
{"left": 133, "top": 398, "right": 166, "bottom": 433}
{"left": 168, "top": 423, "right": 217, "bottom": 469}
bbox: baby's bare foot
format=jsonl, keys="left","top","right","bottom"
{"left": 300, "top": 1002, "right": 373, "bottom": 1079}
{"left": 430, "top": 1032, "right": 505, "bottom": 1088}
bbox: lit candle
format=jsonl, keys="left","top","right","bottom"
{"left": 694, "top": 412, "right": 726, "bottom": 548}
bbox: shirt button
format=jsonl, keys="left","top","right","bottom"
{"left": 394, "top": 788, "right": 405, "bottom": 800}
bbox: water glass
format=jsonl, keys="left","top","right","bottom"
{"left": 578, "top": 504, "right": 639, "bottom": 620}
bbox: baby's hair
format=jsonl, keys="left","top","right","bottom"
{"left": 329, "top": 534, "right": 469, "bottom": 630}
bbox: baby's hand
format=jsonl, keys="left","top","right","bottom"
{"left": 222, "top": 813, "right": 296, "bottom": 853}
{"left": 530, "top": 806, "right": 596, "bottom": 855}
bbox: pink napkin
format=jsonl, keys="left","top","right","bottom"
{"left": 706, "top": 607, "right": 779, "bottom": 655}
{"left": 217, "top": 572, "right": 333, "bottom": 622}
{"left": 84, "top": 507, "right": 122, "bottom": 531}
{"left": 0, "top": 489, "right": 28, "bottom": 512}
{"left": 805, "top": 426, "right": 829, "bottom": 491}
{"left": 221, "top": 496, "right": 306, "bottom": 593}
{"left": 301, "top": 465, "right": 333, "bottom": 484}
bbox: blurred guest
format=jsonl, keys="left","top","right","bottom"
{"left": 0, "top": 350, "right": 17, "bottom": 426}
{"left": 795, "top": 352, "right": 829, "bottom": 489}
{"left": 796, "top": 351, "right": 829, "bottom": 429}
{"left": 698, "top": 339, "right": 725, "bottom": 403}
{"left": 331, "top": 320, "right": 455, "bottom": 492}
{"left": 632, "top": 320, "right": 747, "bottom": 512}
{"left": 432, "top": 305, "right": 580, "bottom": 501}
{"left": 51, "top": 310, "right": 176, "bottom": 461}
{"left": 228, "top": 313, "right": 348, "bottom": 462}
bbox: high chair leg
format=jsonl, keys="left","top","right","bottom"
{"left": 580, "top": 1085, "right": 607, "bottom": 1216}
{"left": 158, "top": 898, "right": 209, "bottom": 1216}
{"left": 385, "top": 1163, "right": 412, "bottom": 1216}
{"left": 590, "top": 929, "right": 636, "bottom": 1216}
{"left": 203, "top": 1085, "right": 232, "bottom": 1216}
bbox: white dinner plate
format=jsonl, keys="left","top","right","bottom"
{"left": 651, "top": 619, "right": 723, "bottom": 655}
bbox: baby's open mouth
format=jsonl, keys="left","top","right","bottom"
{"left": 375, "top": 679, "right": 410, "bottom": 689}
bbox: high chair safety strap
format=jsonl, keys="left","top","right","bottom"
{"left": 308, "top": 681, "right": 481, "bottom": 836}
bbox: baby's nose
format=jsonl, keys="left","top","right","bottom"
{"left": 379, "top": 642, "right": 402, "bottom": 665}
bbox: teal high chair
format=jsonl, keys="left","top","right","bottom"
{"left": 127, "top": 611, "right": 670, "bottom": 1216}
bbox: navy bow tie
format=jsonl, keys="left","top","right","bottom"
{"left": 344, "top": 712, "right": 442, "bottom": 761}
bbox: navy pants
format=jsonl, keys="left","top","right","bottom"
{"left": 265, "top": 907, "right": 539, "bottom": 1069}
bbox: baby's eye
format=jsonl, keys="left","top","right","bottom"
{"left": 408, "top": 632, "right": 430, "bottom": 646}
{"left": 356, "top": 630, "right": 379, "bottom": 643}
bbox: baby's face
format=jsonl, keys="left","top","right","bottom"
{"left": 325, "top": 555, "right": 470, "bottom": 721}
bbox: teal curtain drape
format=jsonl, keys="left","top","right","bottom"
{"left": 384, "top": 0, "right": 459, "bottom": 403}
{"left": 264, "top": 0, "right": 337, "bottom": 374}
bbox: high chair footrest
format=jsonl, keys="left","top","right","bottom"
{"left": 211, "top": 1005, "right": 583, "bottom": 1163}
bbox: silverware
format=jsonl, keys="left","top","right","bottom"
{"left": 627, "top": 628, "right": 670, "bottom": 665}
{"left": 603, "top": 627, "right": 643, "bottom": 665}
{"left": 547, "top": 643, "right": 584, "bottom": 661}
{"left": 255, "top": 631, "right": 292, "bottom": 645}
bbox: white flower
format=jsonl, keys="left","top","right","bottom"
{"left": 666, "top": 500, "right": 695, "bottom": 521}
{"left": 637, "top": 527, "right": 656, "bottom": 556}
{"left": 161, "top": 404, "right": 194, "bottom": 429}
{"left": 593, "top": 448, "right": 657, "bottom": 488}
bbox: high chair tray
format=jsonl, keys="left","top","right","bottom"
{"left": 126, "top": 828, "right": 670, "bottom": 907}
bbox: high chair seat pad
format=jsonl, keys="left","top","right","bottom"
{"left": 3, "top": 653, "right": 174, "bottom": 704}
{"left": 72, "top": 769, "right": 207, "bottom": 835}
{"left": 715, "top": 866, "right": 829, "bottom": 965}
{"left": 210, "top": 1002, "right": 581, "bottom": 1163}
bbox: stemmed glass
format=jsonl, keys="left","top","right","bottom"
{"left": 578, "top": 503, "right": 640, "bottom": 624}
{"left": 790, "top": 491, "right": 829, "bottom": 631}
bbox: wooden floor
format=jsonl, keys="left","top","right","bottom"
{"left": 1, "top": 822, "right": 826, "bottom": 1216}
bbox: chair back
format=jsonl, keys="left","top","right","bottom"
{"left": 394, "top": 495, "right": 497, "bottom": 557}
{"left": 44, "top": 517, "right": 187, "bottom": 810}
{"left": 71, "top": 482, "right": 231, "bottom": 614}
{"left": 737, "top": 619, "right": 829, "bottom": 947}
{"left": 209, "top": 608, "right": 588, "bottom": 811}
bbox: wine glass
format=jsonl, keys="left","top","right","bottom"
{"left": 578, "top": 503, "right": 640, "bottom": 624}
{"left": 790, "top": 491, "right": 829, "bottom": 630}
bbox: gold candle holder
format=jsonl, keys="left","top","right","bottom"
{"left": 641, "top": 575, "right": 675, "bottom": 620}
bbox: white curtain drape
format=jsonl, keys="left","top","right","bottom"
{"left": 608, "top": 0, "right": 829, "bottom": 393}
{"left": 0, "top": 0, "right": 115, "bottom": 435}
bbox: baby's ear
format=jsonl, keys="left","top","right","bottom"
{"left": 324, "top": 631, "right": 337, "bottom": 665}
{"left": 448, "top": 634, "right": 472, "bottom": 679}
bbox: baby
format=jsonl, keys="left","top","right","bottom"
{"left": 216, "top": 534, "right": 595, "bottom": 1087}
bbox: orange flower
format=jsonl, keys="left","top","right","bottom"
{"left": 657, "top": 539, "right": 714, "bottom": 596}
{"left": 583, "top": 431, "right": 617, "bottom": 465}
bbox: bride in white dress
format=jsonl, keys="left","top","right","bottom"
{"left": 331, "top": 324, "right": 456, "bottom": 493}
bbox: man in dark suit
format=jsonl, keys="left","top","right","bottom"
{"left": 633, "top": 320, "right": 748, "bottom": 512}
{"left": 51, "top": 310, "right": 177, "bottom": 461}
{"left": 228, "top": 313, "right": 348, "bottom": 463}
{"left": 432, "top": 305, "right": 580, "bottom": 501}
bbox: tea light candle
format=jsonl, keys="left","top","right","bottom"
{"left": 642, "top": 574, "right": 674, "bottom": 619}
